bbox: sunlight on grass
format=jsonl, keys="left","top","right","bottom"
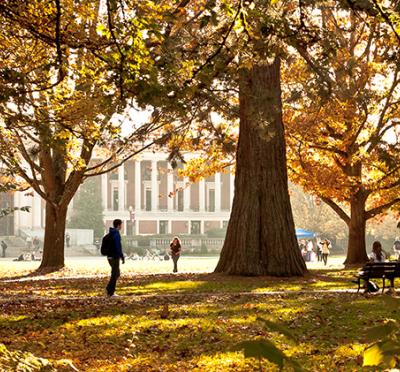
{"left": 1, "top": 262, "right": 395, "bottom": 371}
{"left": 195, "top": 352, "right": 267, "bottom": 371}
{"left": 119, "top": 280, "right": 207, "bottom": 295}
{"left": 252, "top": 283, "right": 304, "bottom": 292}
{"left": 0, "top": 291, "right": 384, "bottom": 371}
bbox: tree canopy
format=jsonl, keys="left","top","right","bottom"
{"left": 285, "top": 4, "right": 400, "bottom": 263}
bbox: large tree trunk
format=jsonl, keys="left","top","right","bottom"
{"left": 344, "top": 193, "right": 369, "bottom": 265}
{"left": 215, "top": 59, "right": 307, "bottom": 276}
{"left": 39, "top": 201, "right": 68, "bottom": 271}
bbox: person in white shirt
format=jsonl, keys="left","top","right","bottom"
{"left": 321, "top": 239, "right": 331, "bottom": 266}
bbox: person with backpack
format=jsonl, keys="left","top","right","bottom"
{"left": 102, "top": 219, "right": 125, "bottom": 297}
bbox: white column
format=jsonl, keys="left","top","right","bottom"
{"left": 118, "top": 163, "right": 125, "bottom": 211}
{"left": 215, "top": 173, "right": 221, "bottom": 212}
{"left": 151, "top": 160, "right": 158, "bottom": 211}
{"left": 200, "top": 220, "right": 204, "bottom": 234}
{"left": 183, "top": 177, "right": 191, "bottom": 211}
{"left": 19, "top": 191, "right": 32, "bottom": 228}
{"left": 101, "top": 173, "right": 107, "bottom": 210}
{"left": 167, "top": 220, "right": 172, "bottom": 234}
{"left": 199, "top": 178, "right": 205, "bottom": 212}
{"left": 14, "top": 192, "right": 20, "bottom": 232}
{"left": 33, "top": 192, "right": 42, "bottom": 228}
{"left": 135, "top": 160, "right": 141, "bottom": 211}
{"left": 229, "top": 170, "right": 234, "bottom": 209}
{"left": 167, "top": 164, "right": 174, "bottom": 211}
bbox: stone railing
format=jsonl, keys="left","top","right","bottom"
{"left": 124, "top": 236, "right": 225, "bottom": 253}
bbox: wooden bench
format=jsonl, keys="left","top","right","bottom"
{"left": 356, "top": 262, "right": 400, "bottom": 293}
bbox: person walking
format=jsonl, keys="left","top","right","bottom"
{"left": 26, "top": 236, "right": 32, "bottom": 250}
{"left": 33, "top": 236, "right": 40, "bottom": 251}
{"left": 105, "top": 219, "right": 125, "bottom": 297}
{"left": 65, "top": 233, "right": 71, "bottom": 248}
{"left": 316, "top": 240, "right": 323, "bottom": 262}
{"left": 169, "top": 237, "right": 182, "bottom": 273}
{"left": 321, "top": 239, "right": 331, "bottom": 266}
{"left": 1, "top": 240, "right": 7, "bottom": 258}
{"left": 306, "top": 240, "right": 313, "bottom": 262}
{"left": 393, "top": 237, "right": 400, "bottom": 260}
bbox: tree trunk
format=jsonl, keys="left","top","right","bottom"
{"left": 215, "top": 59, "right": 307, "bottom": 276}
{"left": 39, "top": 201, "right": 68, "bottom": 272}
{"left": 344, "top": 193, "right": 369, "bottom": 265}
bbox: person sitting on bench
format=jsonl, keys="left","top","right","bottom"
{"left": 369, "top": 241, "right": 387, "bottom": 263}
{"left": 359, "top": 241, "right": 386, "bottom": 293}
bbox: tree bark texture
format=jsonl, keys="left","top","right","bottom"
{"left": 215, "top": 59, "right": 307, "bottom": 276}
{"left": 39, "top": 201, "right": 68, "bottom": 271}
{"left": 344, "top": 193, "right": 369, "bottom": 265}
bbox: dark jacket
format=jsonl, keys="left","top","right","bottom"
{"left": 108, "top": 227, "right": 124, "bottom": 259}
{"left": 170, "top": 242, "right": 181, "bottom": 255}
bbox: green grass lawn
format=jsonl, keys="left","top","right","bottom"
{"left": 0, "top": 258, "right": 397, "bottom": 371}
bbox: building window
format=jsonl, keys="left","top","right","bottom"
{"left": 143, "top": 163, "right": 151, "bottom": 181}
{"left": 159, "top": 220, "right": 168, "bottom": 235}
{"left": 177, "top": 190, "right": 184, "bottom": 211}
{"left": 145, "top": 189, "right": 152, "bottom": 211}
{"left": 112, "top": 188, "right": 119, "bottom": 211}
{"left": 191, "top": 221, "right": 201, "bottom": 235}
{"left": 222, "top": 220, "right": 229, "bottom": 229}
{"left": 208, "top": 189, "right": 215, "bottom": 212}
{"left": 110, "top": 170, "right": 118, "bottom": 180}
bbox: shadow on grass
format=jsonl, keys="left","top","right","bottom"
{"left": 0, "top": 270, "right": 367, "bottom": 304}
{"left": 1, "top": 290, "right": 398, "bottom": 370}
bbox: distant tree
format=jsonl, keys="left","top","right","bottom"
{"left": 0, "top": 174, "right": 30, "bottom": 218}
{"left": 289, "top": 184, "right": 348, "bottom": 241}
{"left": 367, "top": 214, "right": 399, "bottom": 243}
{"left": 68, "top": 177, "right": 104, "bottom": 239}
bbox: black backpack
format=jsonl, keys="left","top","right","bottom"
{"left": 367, "top": 281, "right": 379, "bottom": 293}
{"left": 101, "top": 233, "right": 114, "bottom": 256}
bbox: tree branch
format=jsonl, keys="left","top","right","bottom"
{"left": 321, "top": 196, "right": 351, "bottom": 225}
{"left": 366, "top": 198, "right": 400, "bottom": 219}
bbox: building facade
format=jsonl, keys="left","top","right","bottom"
{"left": 101, "top": 152, "right": 234, "bottom": 235}
{"left": 0, "top": 192, "right": 14, "bottom": 236}
{"left": 11, "top": 152, "right": 234, "bottom": 236}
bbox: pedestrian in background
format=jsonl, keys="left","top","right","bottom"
{"left": 321, "top": 239, "right": 331, "bottom": 266}
{"left": 169, "top": 236, "right": 182, "bottom": 273}
{"left": 1, "top": 240, "right": 7, "bottom": 258}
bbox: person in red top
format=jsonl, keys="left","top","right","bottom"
{"left": 169, "top": 237, "right": 182, "bottom": 273}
